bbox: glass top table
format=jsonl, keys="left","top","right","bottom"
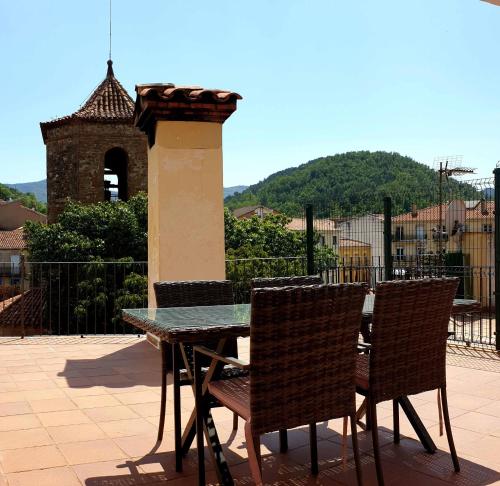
{"left": 122, "top": 296, "right": 479, "bottom": 343}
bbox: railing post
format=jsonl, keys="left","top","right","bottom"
{"left": 494, "top": 169, "right": 500, "bottom": 351}
{"left": 384, "top": 196, "right": 393, "bottom": 282}
{"left": 20, "top": 254, "right": 25, "bottom": 339}
{"left": 306, "top": 204, "right": 315, "bottom": 275}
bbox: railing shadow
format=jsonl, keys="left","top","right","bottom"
{"left": 83, "top": 425, "right": 500, "bottom": 485}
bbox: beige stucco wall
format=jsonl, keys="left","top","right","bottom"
{"left": 147, "top": 121, "right": 226, "bottom": 305}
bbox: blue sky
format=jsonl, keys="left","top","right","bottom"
{"left": 1, "top": 0, "right": 500, "bottom": 186}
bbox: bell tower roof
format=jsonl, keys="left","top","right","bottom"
{"left": 40, "top": 60, "right": 135, "bottom": 142}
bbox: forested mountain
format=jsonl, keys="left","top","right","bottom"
{"left": 224, "top": 185, "right": 248, "bottom": 198}
{"left": 0, "top": 182, "right": 46, "bottom": 213}
{"left": 224, "top": 151, "right": 480, "bottom": 216}
{"left": 5, "top": 179, "right": 47, "bottom": 203}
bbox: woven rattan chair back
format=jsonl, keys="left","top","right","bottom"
{"left": 153, "top": 280, "right": 237, "bottom": 370}
{"left": 249, "top": 284, "right": 366, "bottom": 435}
{"left": 250, "top": 275, "right": 322, "bottom": 289}
{"left": 369, "top": 278, "right": 459, "bottom": 403}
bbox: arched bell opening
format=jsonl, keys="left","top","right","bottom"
{"left": 104, "top": 147, "right": 128, "bottom": 201}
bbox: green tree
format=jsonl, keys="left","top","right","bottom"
{"left": 24, "top": 193, "right": 147, "bottom": 262}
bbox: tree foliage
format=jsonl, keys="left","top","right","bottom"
{"left": 0, "top": 182, "right": 46, "bottom": 214}
{"left": 24, "top": 193, "right": 147, "bottom": 262}
{"left": 224, "top": 151, "right": 481, "bottom": 216}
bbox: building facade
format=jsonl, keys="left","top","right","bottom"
{"left": 40, "top": 60, "right": 147, "bottom": 223}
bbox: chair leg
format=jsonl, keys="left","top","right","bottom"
{"left": 245, "top": 421, "right": 263, "bottom": 486}
{"left": 232, "top": 412, "right": 239, "bottom": 431}
{"left": 440, "top": 386, "right": 460, "bottom": 472}
{"left": 393, "top": 399, "right": 400, "bottom": 444}
{"left": 279, "top": 429, "right": 288, "bottom": 453}
{"left": 194, "top": 350, "right": 205, "bottom": 486}
{"left": 157, "top": 342, "right": 168, "bottom": 442}
{"left": 369, "top": 398, "right": 384, "bottom": 486}
{"left": 309, "top": 423, "right": 318, "bottom": 475}
{"left": 350, "top": 414, "right": 364, "bottom": 486}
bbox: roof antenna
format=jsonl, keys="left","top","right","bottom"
{"left": 107, "top": 0, "right": 114, "bottom": 77}
{"left": 109, "top": 0, "right": 112, "bottom": 61}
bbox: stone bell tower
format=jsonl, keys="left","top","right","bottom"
{"left": 40, "top": 60, "right": 147, "bottom": 223}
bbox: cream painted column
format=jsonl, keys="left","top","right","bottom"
{"left": 134, "top": 85, "right": 242, "bottom": 305}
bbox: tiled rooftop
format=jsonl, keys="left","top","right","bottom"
{"left": 0, "top": 337, "right": 499, "bottom": 485}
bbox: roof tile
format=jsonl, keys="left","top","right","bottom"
{"left": 0, "top": 228, "right": 26, "bottom": 250}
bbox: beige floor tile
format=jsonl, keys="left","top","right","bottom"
{"left": 129, "top": 402, "right": 162, "bottom": 418}
{"left": 28, "top": 397, "right": 77, "bottom": 413}
{"left": 452, "top": 411, "right": 500, "bottom": 436}
{"left": 47, "top": 423, "right": 107, "bottom": 443}
{"left": 37, "top": 409, "right": 92, "bottom": 427}
{"left": 72, "top": 393, "right": 121, "bottom": 409}
{"left": 62, "top": 385, "right": 109, "bottom": 398}
{"left": 10, "top": 372, "right": 48, "bottom": 383}
{"left": 0, "top": 402, "right": 32, "bottom": 417}
{"left": 0, "top": 414, "right": 41, "bottom": 432}
{"left": 15, "top": 380, "right": 58, "bottom": 392}
{"left": 113, "top": 434, "right": 160, "bottom": 457}
{"left": 20, "top": 388, "right": 66, "bottom": 401}
{"left": 99, "top": 417, "right": 157, "bottom": 438}
{"left": 0, "top": 382, "right": 18, "bottom": 392}
{"left": 72, "top": 458, "right": 134, "bottom": 483}
{"left": 0, "top": 392, "right": 25, "bottom": 404}
{"left": 114, "top": 390, "right": 160, "bottom": 405}
{"left": 84, "top": 405, "right": 140, "bottom": 423}
{"left": 59, "top": 438, "right": 128, "bottom": 465}
{"left": 475, "top": 399, "right": 500, "bottom": 418}
{"left": 0, "top": 428, "right": 53, "bottom": 450}
{"left": 5, "top": 466, "right": 80, "bottom": 486}
{"left": 0, "top": 444, "right": 66, "bottom": 473}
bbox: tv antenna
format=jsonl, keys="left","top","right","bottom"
{"left": 432, "top": 156, "right": 476, "bottom": 264}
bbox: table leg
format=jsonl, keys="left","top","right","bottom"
{"left": 172, "top": 344, "right": 183, "bottom": 472}
{"left": 398, "top": 396, "right": 437, "bottom": 453}
{"left": 157, "top": 342, "right": 168, "bottom": 442}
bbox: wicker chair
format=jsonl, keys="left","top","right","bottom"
{"left": 355, "top": 278, "right": 460, "bottom": 486}
{"left": 250, "top": 275, "right": 322, "bottom": 451}
{"left": 153, "top": 280, "right": 242, "bottom": 449}
{"left": 195, "top": 284, "right": 367, "bottom": 486}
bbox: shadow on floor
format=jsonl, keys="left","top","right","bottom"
{"left": 57, "top": 340, "right": 162, "bottom": 389}
{"left": 84, "top": 426, "right": 500, "bottom": 486}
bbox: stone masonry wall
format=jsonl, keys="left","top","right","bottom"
{"left": 45, "top": 121, "right": 147, "bottom": 223}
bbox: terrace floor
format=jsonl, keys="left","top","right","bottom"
{"left": 0, "top": 337, "right": 499, "bottom": 486}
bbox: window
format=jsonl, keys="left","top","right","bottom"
{"left": 396, "top": 247, "right": 405, "bottom": 261}
{"left": 332, "top": 235, "right": 337, "bottom": 246}
{"left": 318, "top": 235, "right": 325, "bottom": 246}
{"left": 415, "top": 225, "right": 425, "bottom": 240}
{"left": 395, "top": 226, "right": 404, "bottom": 240}
{"left": 483, "top": 224, "right": 493, "bottom": 233}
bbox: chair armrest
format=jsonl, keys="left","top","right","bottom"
{"left": 193, "top": 345, "right": 251, "bottom": 371}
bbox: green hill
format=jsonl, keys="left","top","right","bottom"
{"left": 224, "top": 151, "right": 480, "bottom": 216}
{"left": 0, "top": 183, "right": 47, "bottom": 214}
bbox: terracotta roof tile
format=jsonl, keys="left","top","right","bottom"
{"left": 392, "top": 201, "right": 494, "bottom": 223}
{"left": 41, "top": 60, "right": 134, "bottom": 142}
{"left": 287, "top": 218, "right": 337, "bottom": 231}
{"left": 135, "top": 84, "right": 242, "bottom": 103}
{"left": 0, "top": 228, "right": 26, "bottom": 250}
